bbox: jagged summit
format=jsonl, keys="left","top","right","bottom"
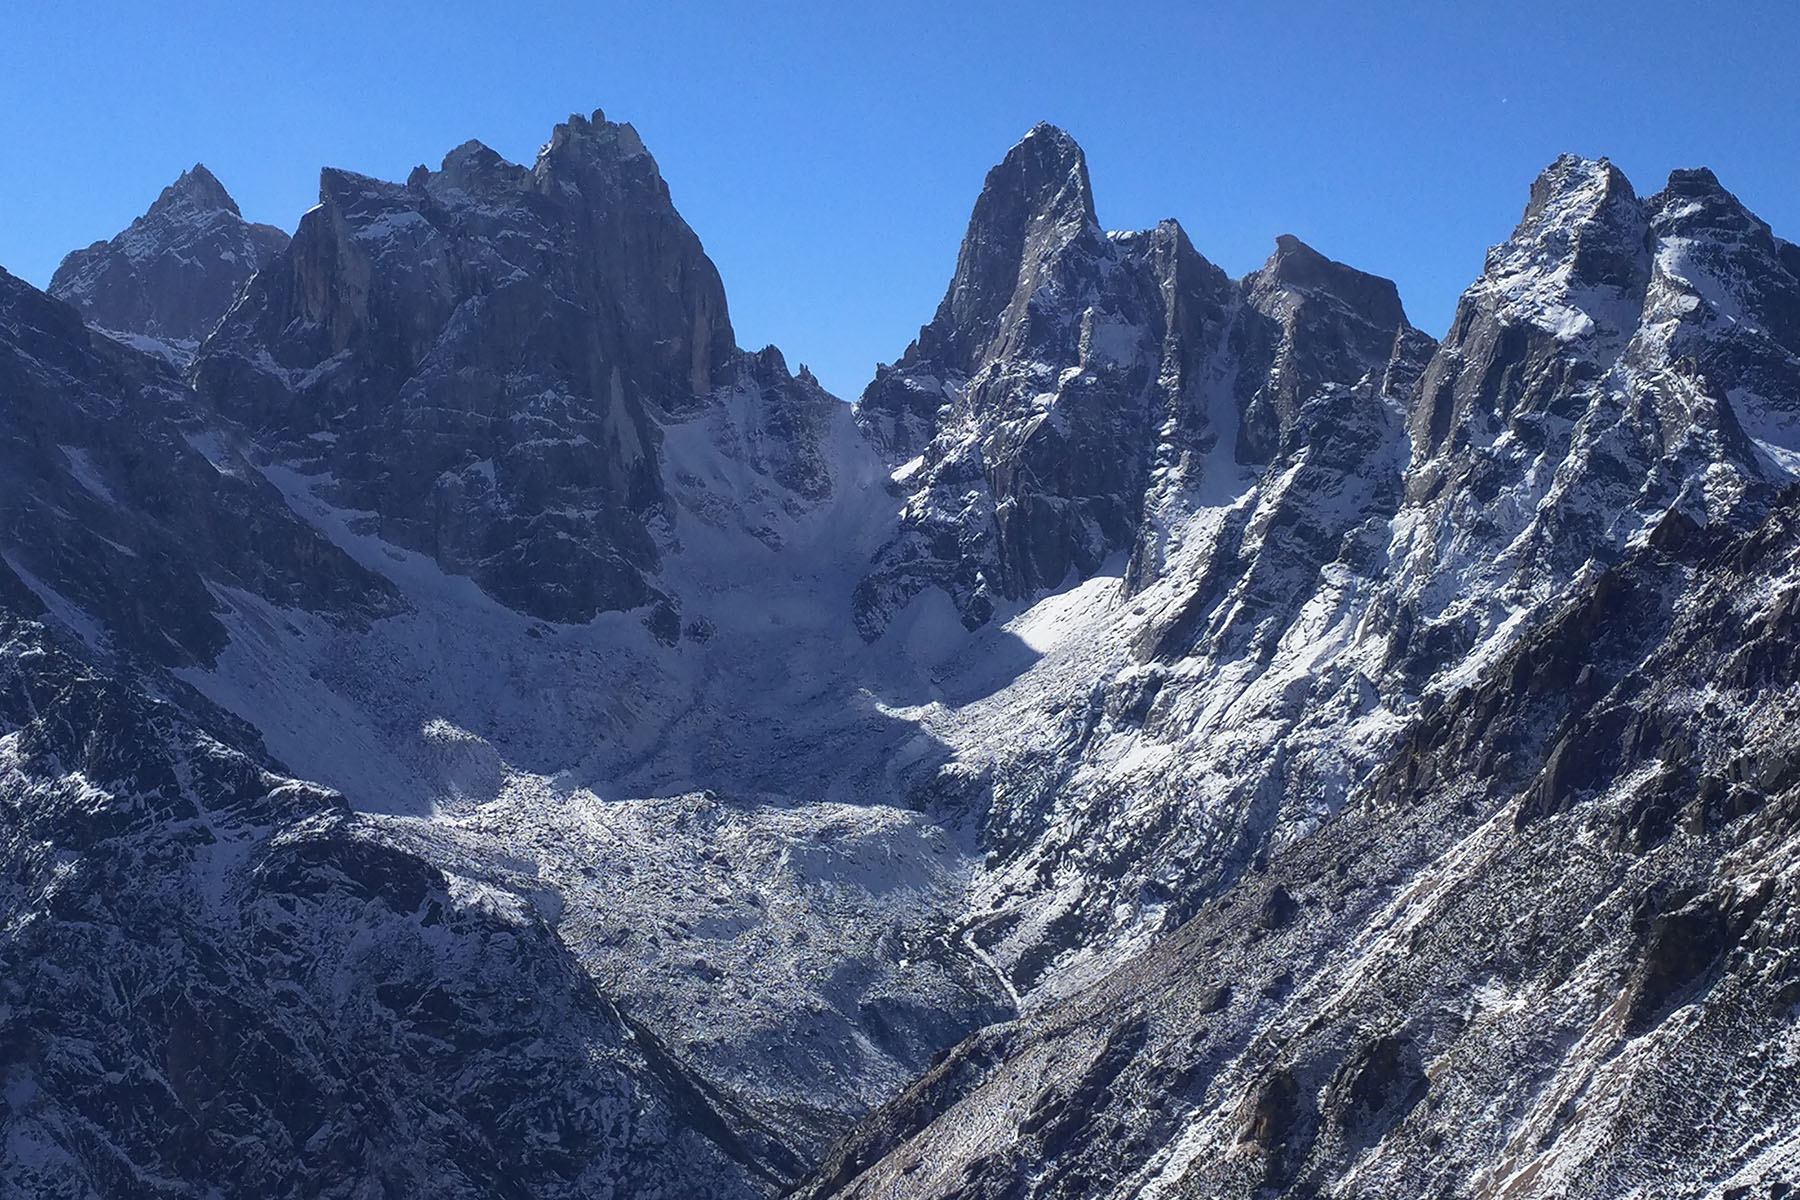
{"left": 48, "top": 162, "right": 288, "bottom": 353}
{"left": 908, "top": 121, "right": 1101, "bottom": 372}
{"left": 1003, "top": 121, "right": 1094, "bottom": 216}
{"left": 151, "top": 162, "right": 241, "bottom": 215}
{"left": 1412, "top": 150, "right": 1800, "bottom": 494}
{"left": 189, "top": 110, "right": 824, "bottom": 625}
{"left": 543, "top": 108, "right": 656, "bottom": 166}
{"left": 1650, "top": 164, "right": 1792, "bottom": 260}
{"left": 1257, "top": 233, "right": 1408, "bottom": 331}
{"left": 423, "top": 138, "right": 526, "bottom": 193}
{"left": 1231, "top": 233, "right": 1423, "bottom": 464}
{"left": 1488, "top": 152, "right": 1649, "bottom": 304}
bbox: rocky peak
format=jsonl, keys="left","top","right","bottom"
{"left": 538, "top": 108, "right": 658, "bottom": 172}
{"left": 191, "top": 111, "right": 817, "bottom": 626}
{"left": 1651, "top": 166, "right": 1756, "bottom": 229}
{"left": 1255, "top": 233, "right": 1407, "bottom": 333}
{"left": 1502, "top": 153, "right": 1649, "bottom": 297}
{"left": 854, "top": 128, "right": 1420, "bottom": 640}
{"left": 1236, "top": 235, "right": 1419, "bottom": 463}
{"left": 912, "top": 122, "right": 1102, "bottom": 375}
{"left": 1393, "top": 153, "right": 1800, "bottom": 695}
{"left": 1631, "top": 166, "right": 1800, "bottom": 478}
{"left": 1642, "top": 165, "right": 1800, "bottom": 349}
{"left": 428, "top": 139, "right": 531, "bottom": 196}
{"left": 1409, "top": 155, "right": 1652, "bottom": 466}
{"left": 151, "top": 162, "right": 241, "bottom": 216}
{"left": 1128, "top": 216, "right": 1237, "bottom": 415}
{"left": 855, "top": 124, "right": 1112, "bottom": 463}
{"left": 49, "top": 163, "right": 289, "bottom": 355}
{"left": 529, "top": 110, "right": 736, "bottom": 396}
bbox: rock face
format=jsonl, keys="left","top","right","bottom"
{"left": 853, "top": 124, "right": 1430, "bottom": 641}
{"left": 0, "top": 267, "right": 395, "bottom": 669}
{"left": 7, "top": 111, "right": 1800, "bottom": 1200}
{"left": 191, "top": 111, "right": 830, "bottom": 626}
{"left": 49, "top": 164, "right": 289, "bottom": 359}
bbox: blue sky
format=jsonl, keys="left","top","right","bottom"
{"left": 3, "top": 1, "right": 1795, "bottom": 400}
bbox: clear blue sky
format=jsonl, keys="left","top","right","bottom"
{"left": 3, "top": 1, "right": 1795, "bottom": 400}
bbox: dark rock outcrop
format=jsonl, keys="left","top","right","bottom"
{"left": 0, "top": 267, "right": 395, "bottom": 668}
{"left": 192, "top": 111, "right": 822, "bottom": 624}
{"left": 50, "top": 164, "right": 289, "bottom": 357}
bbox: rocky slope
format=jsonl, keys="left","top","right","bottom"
{"left": 797, "top": 491, "right": 1800, "bottom": 1200}
{"left": 49, "top": 165, "right": 288, "bottom": 361}
{"left": 4, "top": 110, "right": 1800, "bottom": 1200}
{"left": 0, "top": 612, "right": 780, "bottom": 1198}
{"left": 796, "top": 151, "right": 1800, "bottom": 1198}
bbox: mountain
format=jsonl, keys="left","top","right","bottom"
{"left": 796, "top": 151, "right": 1800, "bottom": 1197}
{"left": 853, "top": 123, "right": 1431, "bottom": 643}
{"left": 5, "top": 111, "right": 1800, "bottom": 1200}
{"left": 49, "top": 164, "right": 289, "bottom": 361}
{"left": 191, "top": 111, "right": 838, "bottom": 628}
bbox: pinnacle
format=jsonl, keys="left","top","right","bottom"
{"left": 984, "top": 120, "right": 1096, "bottom": 231}
{"left": 1259, "top": 234, "right": 1406, "bottom": 331}
{"left": 1523, "top": 153, "right": 1637, "bottom": 217}
{"left": 152, "top": 162, "right": 241, "bottom": 217}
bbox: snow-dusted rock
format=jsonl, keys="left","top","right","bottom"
{"left": 797, "top": 488, "right": 1800, "bottom": 1200}
{"left": 6, "top": 111, "right": 1800, "bottom": 1200}
{"left": 0, "top": 615, "right": 771, "bottom": 1198}
{"left": 50, "top": 164, "right": 288, "bottom": 362}
{"left": 191, "top": 112, "right": 832, "bottom": 627}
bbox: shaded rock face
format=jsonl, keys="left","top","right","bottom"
{"left": 191, "top": 112, "right": 775, "bottom": 624}
{"left": 49, "top": 165, "right": 289, "bottom": 358}
{"left": 852, "top": 124, "right": 1430, "bottom": 641}
{"left": 0, "top": 268, "right": 394, "bottom": 668}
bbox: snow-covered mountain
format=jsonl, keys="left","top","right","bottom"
{"left": 4, "top": 112, "right": 1799, "bottom": 1199}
